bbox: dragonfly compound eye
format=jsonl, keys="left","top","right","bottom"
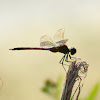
{"left": 70, "top": 47, "right": 76, "bottom": 55}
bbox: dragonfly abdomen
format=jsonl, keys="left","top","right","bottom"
{"left": 9, "top": 47, "right": 49, "bottom": 50}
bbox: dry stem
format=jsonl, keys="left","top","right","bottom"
{"left": 61, "top": 59, "right": 89, "bottom": 100}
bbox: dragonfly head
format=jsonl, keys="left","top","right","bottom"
{"left": 70, "top": 47, "right": 76, "bottom": 55}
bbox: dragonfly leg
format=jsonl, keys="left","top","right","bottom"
{"left": 59, "top": 54, "right": 66, "bottom": 65}
{"left": 62, "top": 64, "right": 66, "bottom": 72}
{"left": 59, "top": 54, "right": 66, "bottom": 71}
{"left": 69, "top": 54, "right": 71, "bottom": 59}
{"left": 65, "top": 54, "right": 68, "bottom": 62}
{"left": 69, "top": 54, "right": 76, "bottom": 61}
{"left": 69, "top": 55, "right": 76, "bottom": 60}
{"left": 65, "top": 54, "right": 72, "bottom": 63}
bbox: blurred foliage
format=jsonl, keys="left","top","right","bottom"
{"left": 41, "top": 76, "right": 100, "bottom": 100}
{"left": 41, "top": 75, "right": 63, "bottom": 100}
{"left": 84, "top": 81, "right": 100, "bottom": 100}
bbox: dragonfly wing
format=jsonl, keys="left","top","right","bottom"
{"left": 40, "top": 35, "right": 57, "bottom": 48}
{"left": 56, "top": 39, "right": 68, "bottom": 46}
{"left": 53, "top": 29, "right": 68, "bottom": 46}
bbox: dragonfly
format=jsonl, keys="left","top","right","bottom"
{"left": 9, "top": 29, "right": 76, "bottom": 67}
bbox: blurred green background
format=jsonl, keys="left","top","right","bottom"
{"left": 0, "top": 0, "right": 100, "bottom": 100}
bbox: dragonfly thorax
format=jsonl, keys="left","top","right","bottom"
{"left": 49, "top": 45, "right": 69, "bottom": 54}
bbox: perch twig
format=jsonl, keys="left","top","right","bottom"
{"left": 61, "top": 59, "right": 89, "bottom": 100}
